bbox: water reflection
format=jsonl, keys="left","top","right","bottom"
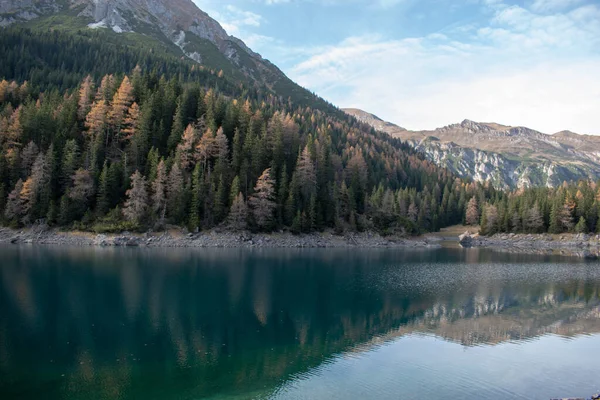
{"left": 0, "top": 246, "right": 599, "bottom": 399}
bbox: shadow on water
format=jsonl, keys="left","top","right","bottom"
{"left": 0, "top": 245, "right": 599, "bottom": 399}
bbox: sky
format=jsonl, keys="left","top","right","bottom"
{"left": 193, "top": 0, "right": 600, "bottom": 135}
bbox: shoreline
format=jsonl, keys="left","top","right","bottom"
{"left": 460, "top": 231, "right": 600, "bottom": 259}
{"left": 4, "top": 225, "right": 599, "bottom": 258}
{"left": 0, "top": 227, "right": 442, "bottom": 249}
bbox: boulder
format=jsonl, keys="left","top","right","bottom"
{"left": 459, "top": 231, "right": 474, "bottom": 247}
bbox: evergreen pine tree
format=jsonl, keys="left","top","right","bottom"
{"left": 96, "top": 161, "right": 111, "bottom": 216}
{"left": 249, "top": 168, "right": 276, "bottom": 231}
{"left": 575, "top": 216, "right": 588, "bottom": 234}
{"left": 525, "top": 203, "right": 544, "bottom": 233}
{"left": 227, "top": 192, "right": 248, "bottom": 231}
{"left": 189, "top": 163, "right": 202, "bottom": 231}
{"left": 229, "top": 175, "right": 241, "bottom": 206}
{"left": 152, "top": 159, "right": 168, "bottom": 226}
{"left": 4, "top": 179, "right": 23, "bottom": 225}
{"left": 123, "top": 171, "right": 148, "bottom": 226}
{"left": 167, "top": 163, "right": 185, "bottom": 224}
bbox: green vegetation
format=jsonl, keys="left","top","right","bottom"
{"left": 0, "top": 28, "right": 509, "bottom": 234}
{"left": 0, "top": 69, "right": 499, "bottom": 234}
{"left": 0, "top": 25, "right": 508, "bottom": 235}
{"left": 476, "top": 182, "right": 600, "bottom": 235}
{"left": 2, "top": 24, "right": 595, "bottom": 237}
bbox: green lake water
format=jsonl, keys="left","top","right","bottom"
{"left": 0, "top": 245, "right": 599, "bottom": 399}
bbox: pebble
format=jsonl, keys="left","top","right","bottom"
{"left": 466, "top": 232, "right": 600, "bottom": 259}
{"left": 0, "top": 227, "right": 439, "bottom": 249}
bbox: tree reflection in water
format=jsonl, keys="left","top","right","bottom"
{"left": 0, "top": 246, "right": 599, "bottom": 399}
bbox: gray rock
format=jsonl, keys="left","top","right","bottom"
{"left": 458, "top": 231, "right": 474, "bottom": 247}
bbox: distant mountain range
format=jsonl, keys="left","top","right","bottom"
{"left": 0, "top": 0, "right": 475, "bottom": 234}
{"left": 344, "top": 108, "right": 600, "bottom": 189}
{"left": 3, "top": 1, "right": 596, "bottom": 192}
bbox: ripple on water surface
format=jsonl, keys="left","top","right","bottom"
{"left": 0, "top": 246, "right": 599, "bottom": 400}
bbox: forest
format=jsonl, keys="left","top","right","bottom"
{"left": 1, "top": 27, "right": 597, "bottom": 236}
{"left": 472, "top": 182, "right": 600, "bottom": 235}
{"left": 0, "top": 70, "right": 494, "bottom": 234}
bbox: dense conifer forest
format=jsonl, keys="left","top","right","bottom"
{"left": 1, "top": 27, "right": 597, "bottom": 236}
{"left": 0, "top": 69, "right": 489, "bottom": 234}
{"left": 475, "top": 182, "right": 600, "bottom": 235}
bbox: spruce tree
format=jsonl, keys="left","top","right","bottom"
{"left": 575, "top": 216, "right": 588, "bottom": 234}
{"left": 96, "top": 161, "right": 111, "bottom": 216}
{"left": 61, "top": 140, "right": 79, "bottom": 189}
{"left": 69, "top": 169, "right": 95, "bottom": 219}
{"left": 249, "top": 168, "right": 276, "bottom": 231}
{"left": 152, "top": 159, "right": 168, "bottom": 226}
{"left": 123, "top": 171, "right": 148, "bottom": 226}
{"left": 189, "top": 163, "right": 202, "bottom": 231}
{"left": 167, "top": 163, "right": 185, "bottom": 224}
{"left": 227, "top": 192, "right": 248, "bottom": 231}
{"left": 4, "top": 179, "right": 23, "bottom": 226}
{"left": 229, "top": 175, "right": 241, "bottom": 206}
{"left": 525, "top": 204, "right": 544, "bottom": 233}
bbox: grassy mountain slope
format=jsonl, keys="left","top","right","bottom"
{"left": 0, "top": 0, "right": 339, "bottom": 115}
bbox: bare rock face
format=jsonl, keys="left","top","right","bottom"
{"left": 74, "top": 0, "right": 247, "bottom": 56}
{"left": 1, "top": 0, "right": 264, "bottom": 74}
{"left": 343, "top": 108, "right": 600, "bottom": 190}
{"left": 0, "top": 0, "right": 58, "bottom": 26}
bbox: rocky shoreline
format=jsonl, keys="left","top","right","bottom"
{"left": 459, "top": 231, "right": 600, "bottom": 259}
{"left": 0, "top": 226, "right": 441, "bottom": 249}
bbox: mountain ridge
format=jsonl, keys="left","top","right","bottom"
{"left": 0, "top": 0, "right": 294, "bottom": 93}
{"left": 343, "top": 108, "right": 600, "bottom": 189}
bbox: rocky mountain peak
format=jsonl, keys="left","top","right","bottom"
{"left": 460, "top": 119, "right": 494, "bottom": 133}
{"left": 1, "top": 0, "right": 262, "bottom": 65}
{"left": 0, "top": 0, "right": 59, "bottom": 25}
{"left": 342, "top": 108, "right": 407, "bottom": 136}
{"left": 346, "top": 109, "right": 600, "bottom": 190}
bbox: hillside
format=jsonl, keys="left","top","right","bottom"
{"left": 341, "top": 108, "right": 407, "bottom": 137}
{"left": 0, "top": 1, "right": 501, "bottom": 234}
{"left": 344, "top": 109, "right": 600, "bottom": 189}
{"left": 0, "top": 0, "right": 327, "bottom": 111}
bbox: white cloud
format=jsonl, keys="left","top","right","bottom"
{"left": 259, "top": 0, "right": 407, "bottom": 8}
{"left": 285, "top": 2, "right": 600, "bottom": 134}
{"left": 192, "top": 2, "right": 265, "bottom": 39}
{"left": 192, "top": 0, "right": 600, "bottom": 134}
{"left": 530, "top": 0, "right": 583, "bottom": 13}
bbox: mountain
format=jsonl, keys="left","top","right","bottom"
{"left": 341, "top": 108, "right": 407, "bottom": 137}
{"left": 0, "top": 0, "right": 318, "bottom": 108}
{"left": 0, "top": 1, "right": 498, "bottom": 234}
{"left": 344, "top": 109, "right": 600, "bottom": 189}
{"left": 1, "top": 0, "right": 252, "bottom": 63}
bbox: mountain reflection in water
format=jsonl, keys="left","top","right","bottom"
{"left": 0, "top": 246, "right": 599, "bottom": 400}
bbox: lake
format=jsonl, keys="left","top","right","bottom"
{"left": 0, "top": 245, "right": 599, "bottom": 400}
